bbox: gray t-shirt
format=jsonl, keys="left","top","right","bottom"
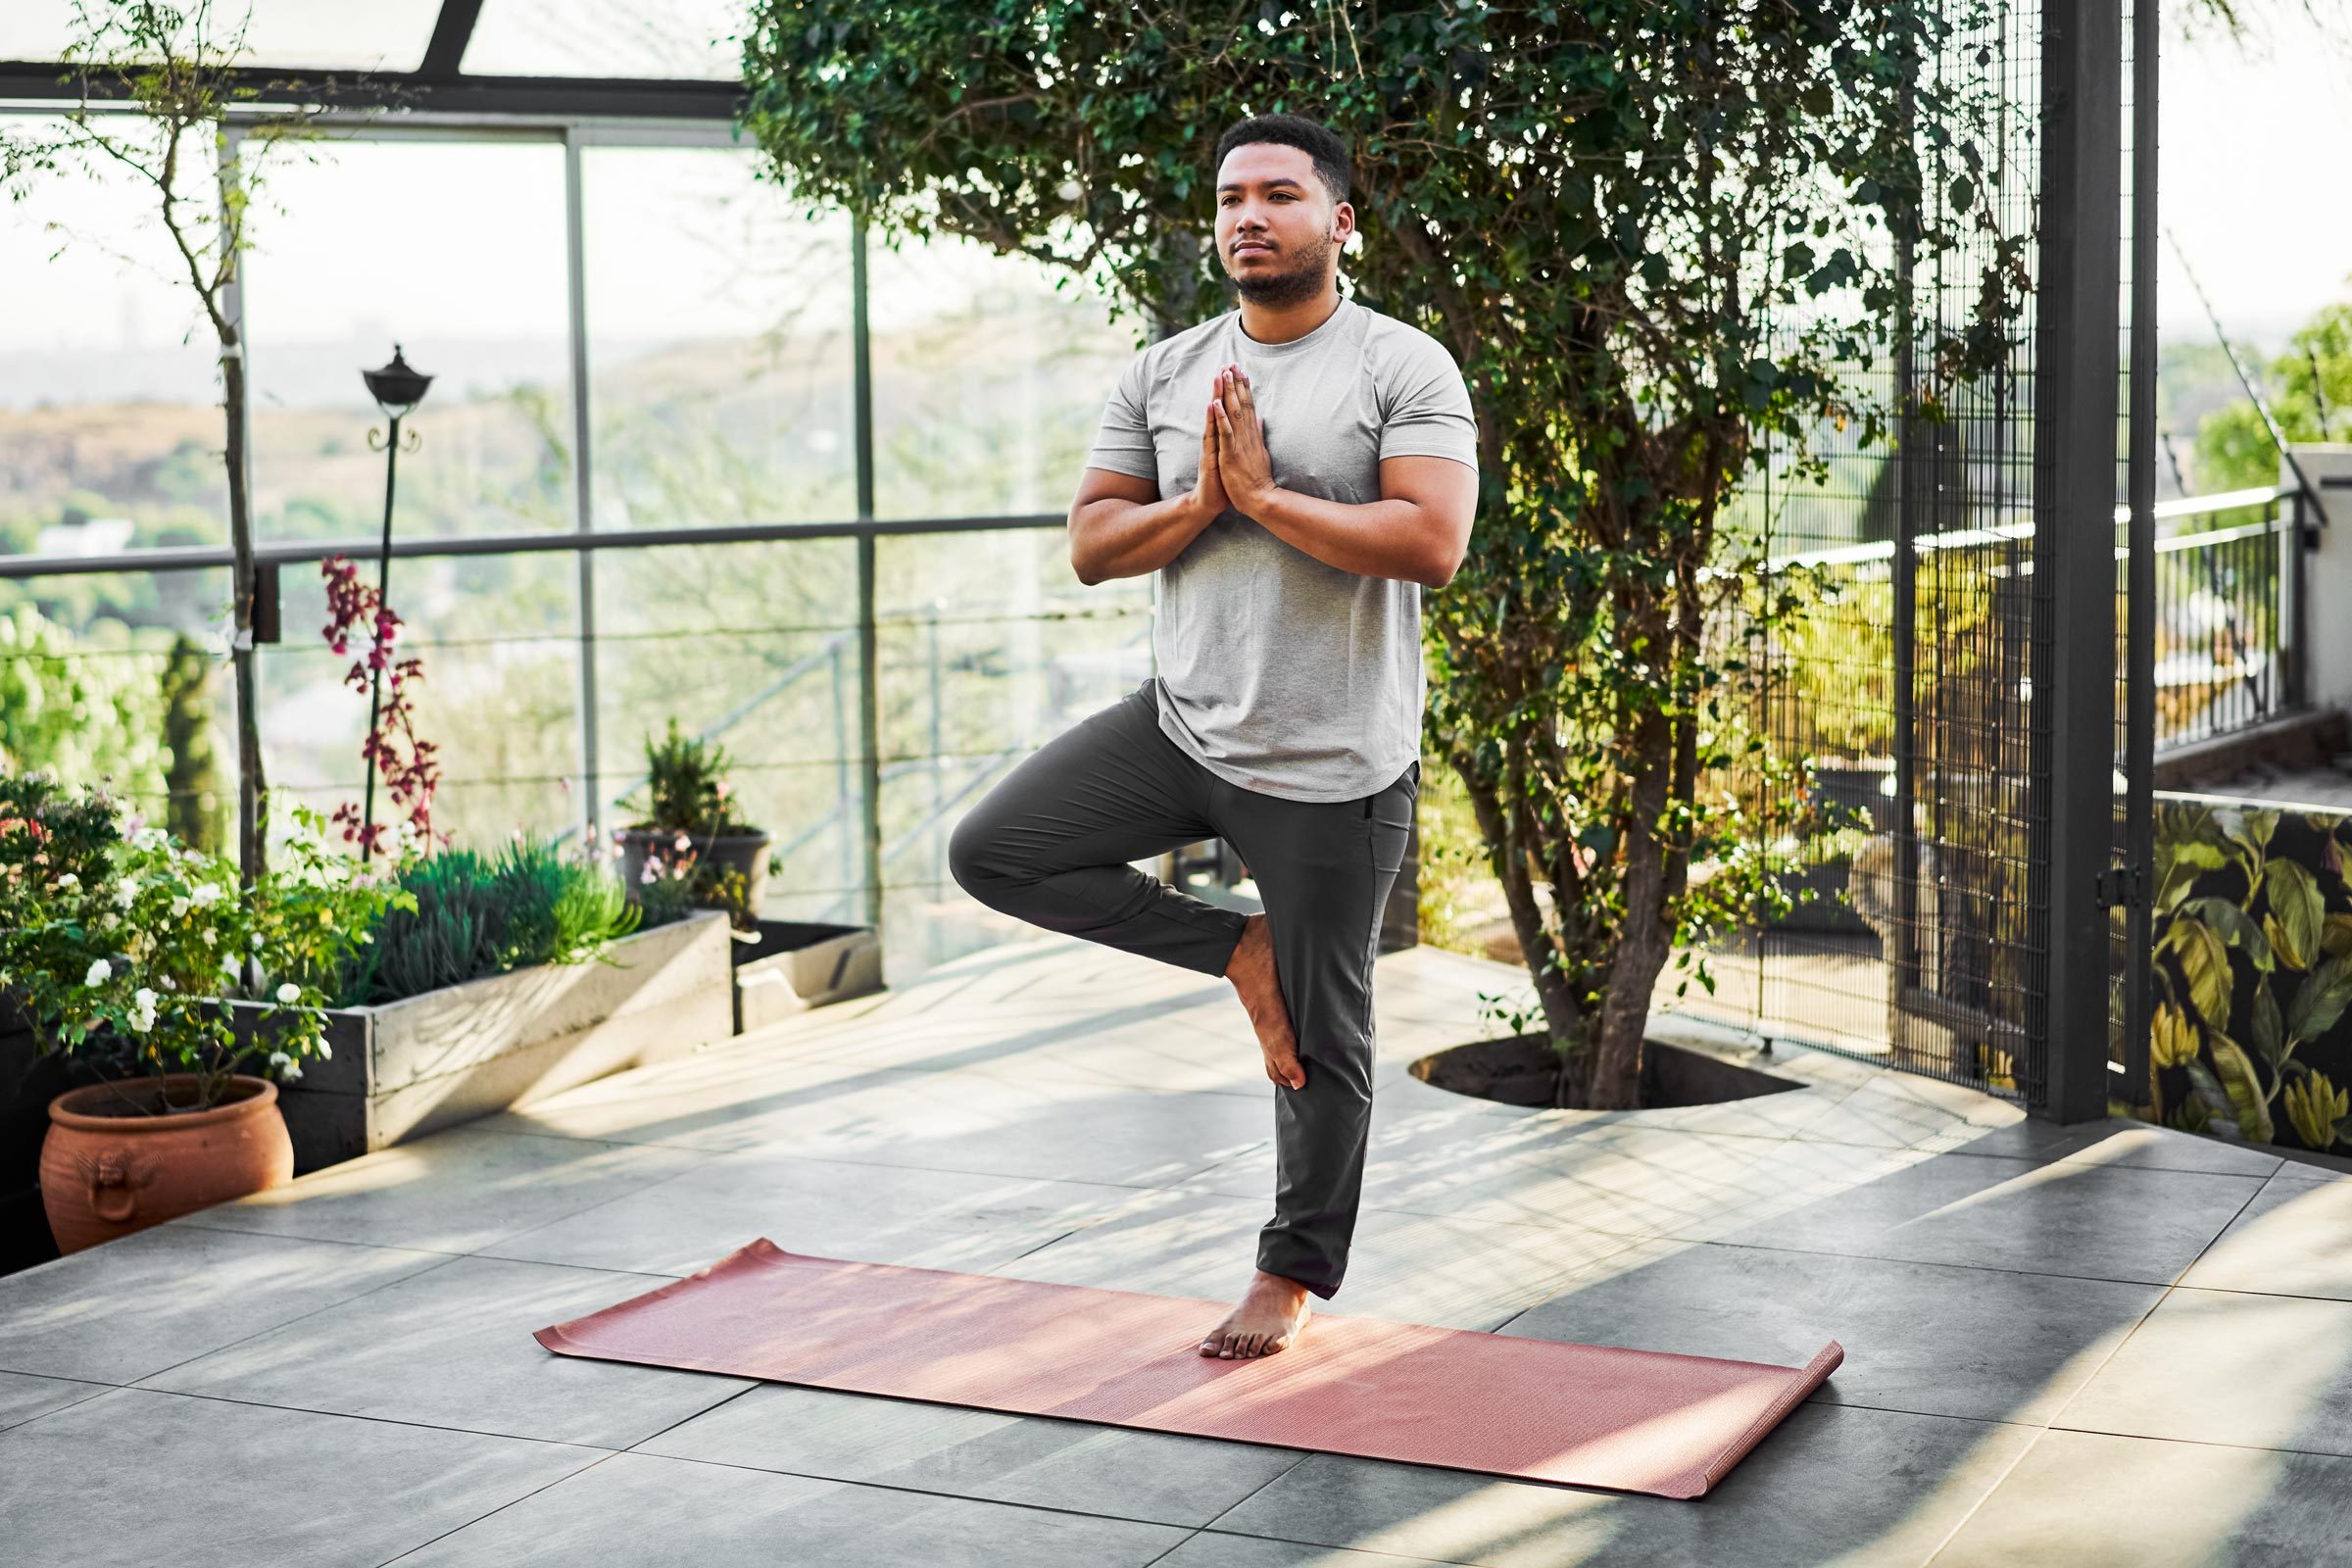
{"left": 1084, "top": 296, "right": 1479, "bottom": 802}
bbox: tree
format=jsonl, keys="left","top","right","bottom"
{"left": 0, "top": 1, "right": 409, "bottom": 886}
{"left": 737, "top": 0, "right": 2021, "bottom": 1107}
{"left": 2194, "top": 300, "right": 2352, "bottom": 494}
{"left": 161, "top": 629, "right": 224, "bottom": 853}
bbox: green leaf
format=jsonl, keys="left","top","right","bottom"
{"left": 2286, "top": 954, "right": 2352, "bottom": 1044}
{"left": 2264, "top": 858, "right": 2323, "bottom": 971}
{"left": 2250, "top": 983, "right": 2284, "bottom": 1068}
{"left": 2168, "top": 916, "right": 2232, "bottom": 1025}
{"left": 2182, "top": 896, "right": 2273, "bottom": 972}
{"left": 2205, "top": 1032, "right": 2275, "bottom": 1144}
{"left": 2327, "top": 912, "right": 2352, "bottom": 961}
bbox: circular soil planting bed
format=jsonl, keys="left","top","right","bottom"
{"left": 1411, "top": 1031, "right": 1809, "bottom": 1111}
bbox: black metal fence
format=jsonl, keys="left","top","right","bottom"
{"left": 1669, "top": 0, "right": 2188, "bottom": 1121}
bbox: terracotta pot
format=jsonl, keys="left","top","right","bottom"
{"left": 39, "top": 1073, "right": 294, "bottom": 1254}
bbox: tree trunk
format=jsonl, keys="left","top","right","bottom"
{"left": 219, "top": 325, "right": 269, "bottom": 887}
{"left": 1578, "top": 712, "right": 1678, "bottom": 1110}
{"left": 1453, "top": 746, "right": 1588, "bottom": 1078}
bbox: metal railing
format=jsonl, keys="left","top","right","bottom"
{"left": 2132, "top": 486, "right": 2311, "bottom": 751}
{"left": 0, "top": 511, "right": 1159, "bottom": 947}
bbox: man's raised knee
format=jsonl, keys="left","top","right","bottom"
{"left": 946, "top": 814, "right": 999, "bottom": 900}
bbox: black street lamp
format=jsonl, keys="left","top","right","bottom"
{"left": 359, "top": 344, "right": 431, "bottom": 861}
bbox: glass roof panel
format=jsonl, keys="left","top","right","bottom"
{"left": 463, "top": 0, "right": 747, "bottom": 80}
{"left": 0, "top": 1, "right": 442, "bottom": 72}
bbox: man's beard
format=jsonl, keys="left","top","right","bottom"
{"left": 1230, "top": 230, "right": 1335, "bottom": 308}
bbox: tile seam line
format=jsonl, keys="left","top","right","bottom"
{"left": 1923, "top": 1177, "right": 2280, "bottom": 1561}
{"left": 2029, "top": 1175, "right": 2276, "bottom": 1433}
{"left": 590, "top": 1443, "right": 1266, "bottom": 1536}
{"left": 694, "top": 1085, "right": 2302, "bottom": 1178}
{"left": 371, "top": 1449, "right": 626, "bottom": 1567}
{"left": 1, "top": 1249, "right": 474, "bottom": 1394}
{"left": 332, "top": 1130, "right": 1282, "bottom": 1195}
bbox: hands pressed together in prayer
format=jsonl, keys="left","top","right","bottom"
{"left": 1191, "top": 362, "right": 1276, "bottom": 519}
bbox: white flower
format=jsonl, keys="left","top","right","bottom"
{"left": 134, "top": 985, "right": 156, "bottom": 1007}
{"left": 83, "top": 958, "right": 111, "bottom": 986}
{"left": 56, "top": 872, "right": 78, "bottom": 888}
{"left": 275, "top": 982, "right": 301, "bottom": 1004}
{"left": 673, "top": 832, "right": 692, "bottom": 852}
{"left": 190, "top": 882, "right": 223, "bottom": 906}
{"left": 100, "top": 912, "right": 119, "bottom": 929}
{"left": 128, "top": 986, "right": 158, "bottom": 1033}
{"left": 267, "top": 1049, "right": 303, "bottom": 1081}
{"left": 317, "top": 1039, "right": 332, "bottom": 1061}
{"left": 113, "top": 878, "right": 137, "bottom": 909}
{"left": 170, "top": 896, "right": 190, "bottom": 918}
{"left": 201, "top": 929, "right": 217, "bottom": 948}
{"left": 250, "top": 932, "right": 263, "bottom": 948}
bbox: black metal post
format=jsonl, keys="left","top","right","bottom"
{"left": 852, "top": 219, "right": 884, "bottom": 932}
{"left": 1892, "top": 242, "right": 1923, "bottom": 1010}
{"left": 360, "top": 410, "right": 403, "bottom": 863}
{"left": 2123, "top": 0, "right": 2159, "bottom": 1111}
{"left": 2032, "top": 0, "right": 2126, "bottom": 1122}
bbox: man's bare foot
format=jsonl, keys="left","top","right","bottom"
{"left": 1199, "top": 1269, "right": 1313, "bottom": 1359}
{"left": 1225, "top": 912, "right": 1304, "bottom": 1089}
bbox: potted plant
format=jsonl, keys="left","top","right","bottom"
{"left": 219, "top": 824, "right": 737, "bottom": 1174}
{"left": 614, "top": 719, "right": 772, "bottom": 919}
{"left": 0, "top": 789, "right": 414, "bottom": 1254}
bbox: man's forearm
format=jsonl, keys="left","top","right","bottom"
{"left": 1070, "top": 493, "right": 1214, "bottom": 585}
{"left": 1240, "top": 488, "right": 1442, "bottom": 586}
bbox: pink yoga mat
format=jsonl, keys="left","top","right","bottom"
{"left": 535, "top": 1239, "right": 1842, "bottom": 1499}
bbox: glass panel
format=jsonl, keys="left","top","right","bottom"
{"left": 580, "top": 148, "right": 855, "bottom": 530}
{"left": 260, "top": 550, "right": 580, "bottom": 852}
{"left": 867, "top": 225, "right": 1143, "bottom": 522}
{"left": 0, "top": 1, "right": 441, "bottom": 72}
{"left": 874, "top": 526, "right": 1154, "bottom": 982}
{"left": 462, "top": 0, "right": 747, "bottom": 80}
{"left": 239, "top": 138, "right": 573, "bottom": 543}
{"left": 0, "top": 565, "right": 238, "bottom": 854}
{"left": 591, "top": 539, "right": 862, "bottom": 921}
{"left": 0, "top": 121, "right": 229, "bottom": 554}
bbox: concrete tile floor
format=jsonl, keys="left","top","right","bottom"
{"left": 4, "top": 932, "right": 2351, "bottom": 1565}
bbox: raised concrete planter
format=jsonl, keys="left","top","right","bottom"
{"left": 230, "top": 908, "right": 734, "bottom": 1175}
{"left": 732, "top": 919, "right": 884, "bottom": 1034}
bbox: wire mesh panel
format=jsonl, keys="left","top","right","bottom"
{"left": 1670, "top": 0, "right": 2055, "bottom": 1106}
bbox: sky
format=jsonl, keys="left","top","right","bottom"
{"left": 2157, "top": 11, "right": 2352, "bottom": 347}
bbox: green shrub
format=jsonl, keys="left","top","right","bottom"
{"left": 0, "top": 797, "right": 416, "bottom": 1109}
{"left": 334, "top": 832, "right": 646, "bottom": 1006}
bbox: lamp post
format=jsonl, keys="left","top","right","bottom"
{"left": 359, "top": 344, "right": 431, "bottom": 862}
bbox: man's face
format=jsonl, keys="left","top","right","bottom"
{"left": 1214, "top": 142, "right": 1351, "bottom": 309}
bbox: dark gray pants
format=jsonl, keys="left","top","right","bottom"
{"left": 946, "top": 676, "right": 1419, "bottom": 1299}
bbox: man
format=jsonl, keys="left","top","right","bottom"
{"left": 947, "top": 113, "right": 1479, "bottom": 1360}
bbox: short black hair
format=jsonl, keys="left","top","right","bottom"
{"left": 1214, "top": 114, "right": 1351, "bottom": 207}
